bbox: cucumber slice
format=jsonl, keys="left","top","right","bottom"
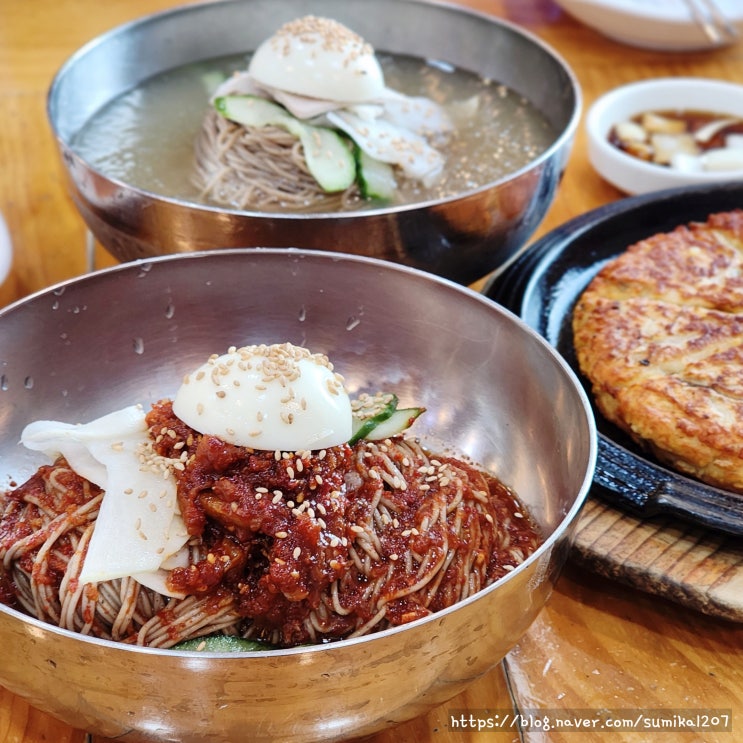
{"left": 214, "top": 95, "right": 356, "bottom": 193}
{"left": 349, "top": 394, "right": 398, "bottom": 445}
{"left": 365, "top": 407, "right": 425, "bottom": 441}
{"left": 355, "top": 147, "right": 397, "bottom": 201}
{"left": 172, "top": 635, "right": 272, "bottom": 653}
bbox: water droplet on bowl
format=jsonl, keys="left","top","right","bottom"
{"left": 24, "top": 376, "right": 34, "bottom": 390}
{"left": 133, "top": 337, "right": 145, "bottom": 355}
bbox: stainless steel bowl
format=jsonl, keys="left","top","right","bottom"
{"left": 0, "top": 250, "right": 596, "bottom": 742}
{"left": 47, "top": 0, "right": 581, "bottom": 285}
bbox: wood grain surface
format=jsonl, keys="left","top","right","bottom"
{"left": 1, "top": 1, "right": 743, "bottom": 741}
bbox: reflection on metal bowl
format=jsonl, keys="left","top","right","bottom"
{"left": 0, "top": 250, "right": 595, "bottom": 743}
{"left": 47, "top": 0, "right": 580, "bottom": 284}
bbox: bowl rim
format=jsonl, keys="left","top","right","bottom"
{"left": 586, "top": 76, "right": 743, "bottom": 187}
{"left": 45, "top": 0, "right": 582, "bottom": 220}
{"left": 0, "top": 247, "right": 597, "bottom": 658}
{"left": 557, "top": 0, "right": 743, "bottom": 23}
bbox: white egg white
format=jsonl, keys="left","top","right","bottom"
{"left": 173, "top": 343, "right": 353, "bottom": 451}
{"left": 248, "top": 16, "right": 386, "bottom": 103}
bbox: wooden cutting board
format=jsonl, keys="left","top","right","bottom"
{"left": 570, "top": 496, "right": 743, "bottom": 622}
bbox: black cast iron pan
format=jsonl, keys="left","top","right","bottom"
{"left": 486, "top": 181, "right": 743, "bottom": 535}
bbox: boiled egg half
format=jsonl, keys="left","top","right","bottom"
{"left": 248, "top": 15, "right": 386, "bottom": 103}
{"left": 173, "top": 343, "right": 353, "bottom": 451}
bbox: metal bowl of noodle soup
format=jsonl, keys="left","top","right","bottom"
{"left": 47, "top": 0, "right": 581, "bottom": 285}
{"left": 0, "top": 249, "right": 595, "bottom": 742}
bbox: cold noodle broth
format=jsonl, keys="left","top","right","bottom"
{"left": 72, "top": 52, "right": 557, "bottom": 212}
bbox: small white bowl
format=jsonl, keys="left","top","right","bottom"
{"left": 555, "top": 0, "right": 743, "bottom": 52}
{"left": 586, "top": 77, "right": 743, "bottom": 195}
{"left": 0, "top": 212, "right": 12, "bottom": 286}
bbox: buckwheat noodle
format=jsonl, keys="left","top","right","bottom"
{"left": 192, "top": 109, "right": 359, "bottom": 212}
{"left": 0, "top": 414, "right": 540, "bottom": 649}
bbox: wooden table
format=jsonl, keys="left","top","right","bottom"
{"left": 1, "top": 1, "right": 742, "bottom": 741}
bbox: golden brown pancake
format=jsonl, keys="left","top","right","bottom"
{"left": 572, "top": 210, "right": 743, "bottom": 494}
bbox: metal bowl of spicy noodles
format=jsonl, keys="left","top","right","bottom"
{"left": 46, "top": 0, "right": 581, "bottom": 285}
{"left": 0, "top": 250, "right": 596, "bottom": 742}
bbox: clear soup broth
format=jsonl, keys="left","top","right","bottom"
{"left": 72, "top": 52, "right": 557, "bottom": 212}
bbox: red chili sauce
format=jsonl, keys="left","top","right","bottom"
{"left": 147, "top": 400, "right": 542, "bottom": 645}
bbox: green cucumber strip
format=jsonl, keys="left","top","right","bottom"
{"left": 365, "top": 407, "right": 425, "bottom": 441}
{"left": 172, "top": 635, "right": 272, "bottom": 653}
{"left": 355, "top": 147, "right": 397, "bottom": 201}
{"left": 349, "top": 394, "right": 399, "bottom": 445}
{"left": 214, "top": 95, "right": 356, "bottom": 192}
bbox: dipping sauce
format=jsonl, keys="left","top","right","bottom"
{"left": 609, "top": 109, "right": 743, "bottom": 173}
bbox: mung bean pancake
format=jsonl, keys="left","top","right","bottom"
{"left": 572, "top": 209, "right": 743, "bottom": 494}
